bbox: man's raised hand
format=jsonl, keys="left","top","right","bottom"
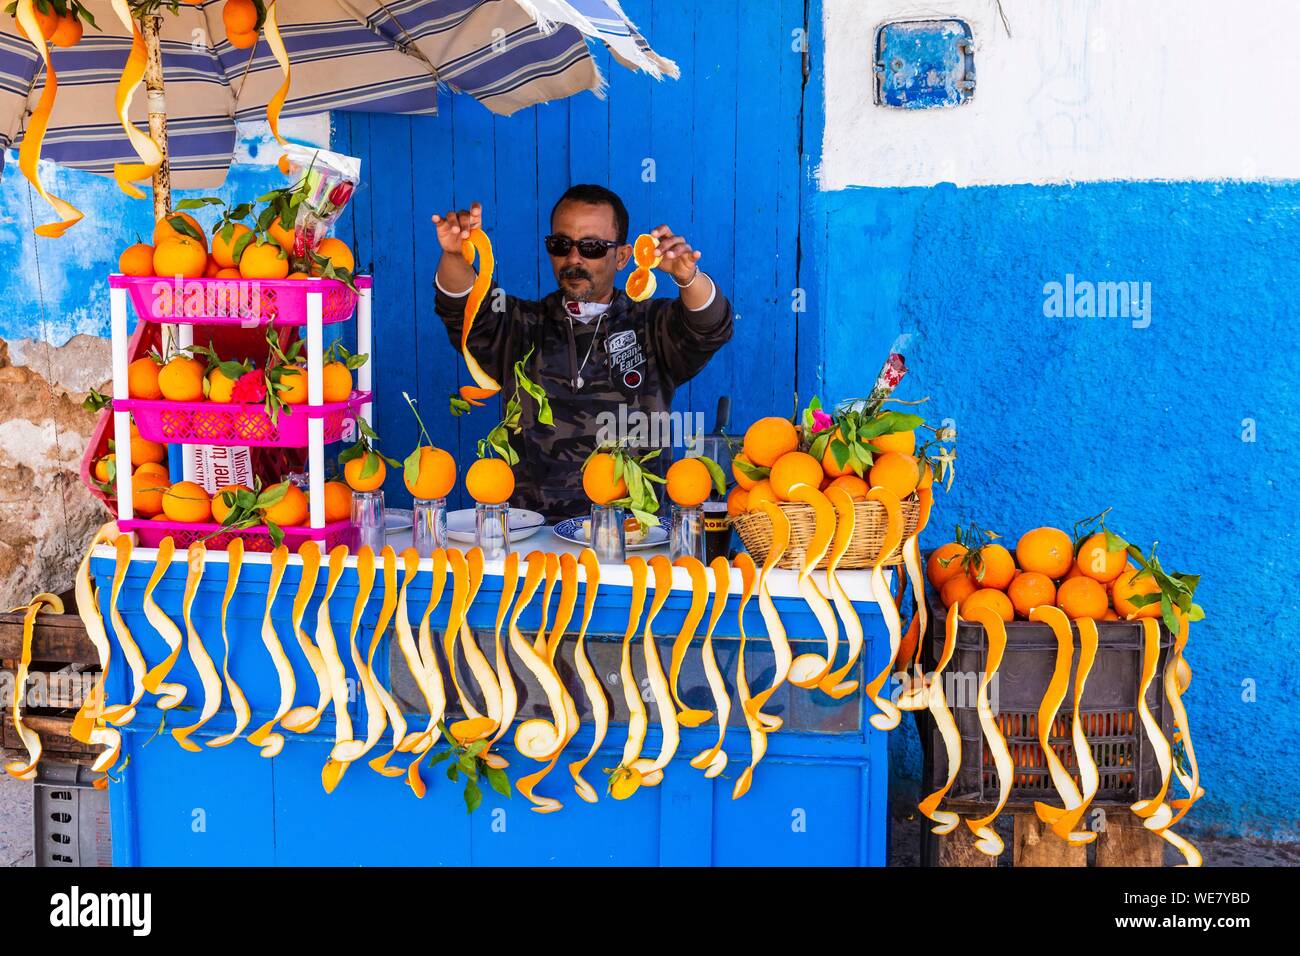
{"left": 650, "top": 224, "right": 703, "bottom": 283}
{"left": 432, "top": 202, "right": 483, "bottom": 254}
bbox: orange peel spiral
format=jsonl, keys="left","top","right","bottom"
{"left": 690, "top": 557, "right": 732, "bottom": 778}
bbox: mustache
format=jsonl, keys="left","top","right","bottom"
{"left": 559, "top": 266, "right": 593, "bottom": 282}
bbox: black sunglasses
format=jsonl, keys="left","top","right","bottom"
{"left": 544, "top": 235, "right": 621, "bottom": 259}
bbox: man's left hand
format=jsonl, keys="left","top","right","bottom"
{"left": 650, "top": 225, "right": 703, "bottom": 284}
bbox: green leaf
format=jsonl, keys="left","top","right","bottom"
{"left": 175, "top": 197, "right": 224, "bottom": 211}
{"left": 231, "top": 230, "right": 257, "bottom": 265}
{"left": 484, "top": 765, "right": 511, "bottom": 798}
{"left": 403, "top": 446, "right": 422, "bottom": 486}
{"left": 266, "top": 522, "right": 285, "bottom": 549}
{"left": 463, "top": 778, "right": 483, "bottom": 813}
{"left": 446, "top": 762, "right": 459, "bottom": 783}
{"left": 630, "top": 507, "right": 660, "bottom": 529}
{"left": 426, "top": 749, "right": 452, "bottom": 768}
{"left": 1160, "top": 594, "right": 1179, "bottom": 635}
{"left": 697, "top": 456, "right": 727, "bottom": 496}
{"left": 359, "top": 452, "right": 379, "bottom": 481}
{"left": 256, "top": 481, "right": 289, "bottom": 510}
{"left": 1104, "top": 529, "right": 1129, "bottom": 553}
{"left": 165, "top": 214, "right": 204, "bottom": 242}
{"left": 1187, "top": 603, "right": 1205, "bottom": 622}
{"left": 732, "top": 457, "right": 769, "bottom": 482}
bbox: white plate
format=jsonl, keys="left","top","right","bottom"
{"left": 444, "top": 508, "right": 546, "bottom": 544}
{"left": 552, "top": 516, "right": 668, "bottom": 551}
{"left": 385, "top": 508, "right": 413, "bottom": 532}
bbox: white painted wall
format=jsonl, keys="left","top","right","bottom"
{"left": 820, "top": 0, "right": 1300, "bottom": 189}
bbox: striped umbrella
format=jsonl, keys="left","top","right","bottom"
{"left": 1, "top": 0, "right": 676, "bottom": 234}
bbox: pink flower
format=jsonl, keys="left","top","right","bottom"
{"left": 232, "top": 371, "right": 267, "bottom": 404}
{"left": 812, "top": 409, "right": 833, "bottom": 433}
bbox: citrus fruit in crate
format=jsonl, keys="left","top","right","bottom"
{"left": 1016, "top": 526, "right": 1073, "bottom": 578}
{"left": 153, "top": 212, "right": 206, "bottom": 250}
{"left": 263, "top": 483, "right": 309, "bottom": 527}
{"left": 625, "top": 267, "right": 656, "bottom": 302}
{"left": 93, "top": 454, "right": 114, "bottom": 483}
{"left": 322, "top": 361, "right": 353, "bottom": 403}
{"left": 211, "top": 484, "right": 252, "bottom": 524}
{"left": 582, "top": 452, "right": 628, "bottom": 505}
{"left": 269, "top": 220, "right": 295, "bottom": 254}
{"left": 1111, "top": 564, "right": 1162, "bottom": 620}
{"left": 941, "top": 574, "right": 977, "bottom": 608}
{"left": 962, "top": 587, "right": 1013, "bottom": 623}
{"left": 314, "top": 238, "right": 355, "bottom": 274}
{"left": 743, "top": 417, "right": 798, "bottom": 468}
{"left": 769, "top": 451, "right": 822, "bottom": 501}
{"left": 207, "top": 367, "right": 239, "bottom": 403}
{"left": 869, "top": 426, "right": 915, "bottom": 456}
{"left": 158, "top": 355, "right": 205, "bottom": 402}
{"left": 827, "top": 474, "right": 868, "bottom": 499}
{"left": 966, "top": 542, "right": 1015, "bottom": 589}
{"left": 324, "top": 481, "right": 352, "bottom": 522}
{"left": 240, "top": 240, "right": 289, "bottom": 280}
{"left": 731, "top": 453, "right": 762, "bottom": 490}
{"left": 727, "top": 487, "right": 748, "bottom": 516}
{"left": 212, "top": 223, "right": 252, "bottom": 269}
{"left": 204, "top": 257, "right": 221, "bottom": 277}
{"left": 1007, "top": 571, "right": 1056, "bottom": 618}
{"left": 926, "top": 542, "right": 967, "bottom": 588}
{"left": 119, "top": 243, "right": 154, "bottom": 277}
{"left": 867, "top": 451, "right": 919, "bottom": 500}
{"left": 129, "top": 426, "right": 166, "bottom": 466}
{"left": 278, "top": 367, "right": 308, "bottom": 404}
{"left": 132, "top": 473, "right": 169, "bottom": 518}
{"left": 746, "top": 478, "right": 778, "bottom": 512}
{"left": 344, "top": 452, "right": 387, "bottom": 493}
{"left": 50, "top": 14, "right": 82, "bottom": 48}
{"left": 127, "top": 357, "right": 162, "bottom": 399}
{"left": 162, "top": 481, "right": 212, "bottom": 523}
{"left": 135, "top": 462, "right": 168, "bottom": 481}
{"left": 404, "top": 447, "right": 456, "bottom": 500}
{"left": 1057, "top": 575, "right": 1108, "bottom": 620}
{"left": 632, "top": 233, "right": 662, "bottom": 269}
{"left": 153, "top": 237, "right": 207, "bottom": 279}
{"left": 666, "top": 457, "right": 713, "bottom": 507}
{"left": 1075, "top": 532, "right": 1127, "bottom": 582}
{"left": 466, "top": 458, "right": 515, "bottom": 505}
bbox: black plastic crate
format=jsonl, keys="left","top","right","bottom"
{"left": 920, "top": 586, "right": 1174, "bottom": 809}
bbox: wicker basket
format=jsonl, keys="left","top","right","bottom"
{"left": 732, "top": 495, "right": 921, "bottom": 570}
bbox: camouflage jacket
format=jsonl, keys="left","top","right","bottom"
{"left": 435, "top": 281, "right": 733, "bottom": 520}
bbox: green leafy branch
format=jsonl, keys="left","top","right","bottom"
{"left": 324, "top": 340, "right": 368, "bottom": 371}
{"left": 1097, "top": 525, "right": 1204, "bottom": 633}
{"left": 204, "top": 478, "right": 291, "bottom": 548}
{"left": 952, "top": 521, "right": 1002, "bottom": 583}
{"left": 425, "top": 720, "right": 511, "bottom": 813}
{"left": 464, "top": 346, "right": 552, "bottom": 465}
{"left": 8, "top": 2, "right": 99, "bottom": 32}
{"left": 585, "top": 442, "right": 667, "bottom": 529}
{"left": 338, "top": 418, "right": 400, "bottom": 482}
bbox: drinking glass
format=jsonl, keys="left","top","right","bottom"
{"left": 351, "top": 489, "right": 385, "bottom": 554}
{"left": 589, "top": 504, "right": 626, "bottom": 563}
{"left": 412, "top": 497, "right": 447, "bottom": 558}
{"left": 475, "top": 502, "right": 510, "bottom": 560}
{"left": 669, "top": 504, "right": 704, "bottom": 562}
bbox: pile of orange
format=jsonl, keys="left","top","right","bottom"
{"left": 927, "top": 526, "right": 1162, "bottom": 624}
{"left": 730, "top": 415, "right": 931, "bottom": 515}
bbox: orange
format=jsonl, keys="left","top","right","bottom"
{"left": 132, "top": 473, "right": 169, "bottom": 518}
{"left": 215, "top": 268, "right": 241, "bottom": 278}
{"left": 1016, "top": 527, "right": 1073, "bottom": 579}
{"left": 278, "top": 366, "right": 308, "bottom": 404}
{"left": 268, "top": 219, "right": 296, "bottom": 254}
{"left": 93, "top": 454, "right": 115, "bottom": 483}
{"left": 277, "top": 155, "right": 292, "bottom": 177}
{"left": 204, "top": 256, "right": 222, "bottom": 278}
{"left": 287, "top": 271, "right": 310, "bottom": 280}
{"left": 1075, "top": 532, "right": 1127, "bottom": 583}
{"left": 940, "top": 574, "right": 976, "bottom": 609}
{"left": 768, "top": 450, "right": 823, "bottom": 501}
{"left": 127, "top": 357, "right": 162, "bottom": 399}
{"left": 211, "top": 484, "right": 252, "bottom": 525}
{"left": 867, "top": 451, "right": 920, "bottom": 500}
{"left": 344, "top": 453, "right": 387, "bottom": 493}
{"left": 239, "top": 240, "right": 289, "bottom": 280}
{"left": 1056, "top": 576, "right": 1108, "bottom": 621}
{"left": 321, "top": 361, "right": 353, "bottom": 403}
{"left": 314, "top": 237, "right": 355, "bottom": 273}
{"left": 1101, "top": 608, "right": 1120, "bottom": 621}
{"left": 632, "top": 233, "right": 662, "bottom": 269}
{"left": 926, "top": 542, "right": 967, "bottom": 589}
{"left": 50, "top": 14, "right": 82, "bottom": 48}
{"left": 153, "top": 212, "right": 206, "bottom": 250}
{"left": 404, "top": 446, "right": 457, "bottom": 500}
{"left": 465, "top": 457, "right": 515, "bottom": 505}
{"left": 324, "top": 481, "right": 352, "bottom": 523}
{"left": 819, "top": 428, "right": 852, "bottom": 478}
{"left": 967, "top": 543, "right": 1015, "bottom": 590}
{"left": 262, "top": 483, "right": 308, "bottom": 528}
{"left": 223, "top": 0, "right": 258, "bottom": 34}
{"left": 745, "top": 478, "right": 778, "bottom": 512}
{"left": 16, "top": 6, "right": 59, "bottom": 40}
{"left": 961, "top": 588, "right": 1014, "bottom": 624}
{"left": 211, "top": 222, "right": 252, "bottom": 269}
{"left": 731, "top": 453, "right": 761, "bottom": 491}
{"left": 228, "top": 29, "right": 258, "bottom": 49}
{"left": 1111, "top": 564, "right": 1161, "bottom": 620}
{"left": 158, "top": 355, "right": 205, "bottom": 402}
{"left": 666, "top": 458, "right": 713, "bottom": 508}
{"left": 207, "top": 367, "right": 238, "bottom": 403}
{"left": 153, "top": 237, "right": 207, "bottom": 279}
{"left": 582, "top": 452, "right": 628, "bottom": 505}
{"left": 1008, "top": 571, "right": 1056, "bottom": 619}
{"left": 118, "top": 243, "right": 155, "bottom": 277}
{"left": 870, "top": 427, "right": 916, "bottom": 456}
{"left": 134, "top": 462, "right": 169, "bottom": 481}
{"left": 162, "top": 481, "right": 212, "bottom": 523}
{"left": 130, "top": 433, "right": 165, "bottom": 467}
{"left": 625, "top": 267, "right": 656, "bottom": 302}
{"left": 726, "top": 486, "right": 748, "bottom": 517}
{"left": 827, "top": 474, "right": 869, "bottom": 500}
{"left": 743, "top": 417, "right": 799, "bottom": 468}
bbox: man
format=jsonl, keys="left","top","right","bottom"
{"left": 433, "top": 185, "right": 733, "bottom": 520}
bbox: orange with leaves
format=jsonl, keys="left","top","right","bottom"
{"left": 466, "top": 458, "right": 515, "bottom": 505}
{"left": 966, "top": 542, "right": 1015, "bottom": 590}
{"left": 582, "top": 452, "right": 628, "bottom": 505}
{"left": 1075, "top": 532, "right": 1127, "bottom": 583}
{"left": 158, "top": 355, "right": 206, "bottom": 402}
{"left": 127, "top": 357, "right": 162, "bottom": 400}
{"left": 153, "top": 212, "right": 207, "bottom": 250}
{"left": 404, "top": 446, "right": 457, "bottom": 500}
{"left": 313, "top": 238, "right": 355, "bottom": 274}
{"left": 926, "top": 542, "right": 968, "bottom": 589}
{"left": 239, "top": 240, "right": 289, "bottom": 280}
{"left": 211, "top": 222, "right": 252, "bottom": 269}
{"left": 961, "top": 588, "right": 1014, "bottom": 624}
{"left": 1111, "top": 564, "right": 1162, "bottom": 620}
{"left": 867, "top": 451, "right": 919, "bottom": 500}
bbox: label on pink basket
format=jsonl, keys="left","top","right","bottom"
{"left": 189, "top": 445, "right": 254, "bottom": 493}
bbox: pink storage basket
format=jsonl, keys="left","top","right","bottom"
{"left": 119, "top": 519, "right": 354, "bottom": 553}
{"left": 109, "top": 274, "right": 370, "bottom": 326}
{"left": 117, "top": 391, "right": 370, "bottom": 448}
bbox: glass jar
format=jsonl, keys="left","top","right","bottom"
{"left": 475, "top": 502, "right": 510, "bottom": 560}
{"left": 669, "top": 504, "right": 704, "bottom": 563}
{"left": 412, "top": 497, "right": 447, "bottom": 558}
{"left": 589, "top": 504, "right": 626, "bottom": 564}
{"left": 351, "top": 489, "right": 385, "bottom": 554}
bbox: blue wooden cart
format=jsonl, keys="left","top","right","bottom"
{"left": 91, "top": 533, "right": 892, "bottom": 866}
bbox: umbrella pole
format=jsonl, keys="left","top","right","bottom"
{"left": 142, "top": 14, "right": 171, "bottom": 220}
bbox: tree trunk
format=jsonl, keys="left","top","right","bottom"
{"left": 141, "top": 14, "right": 171, "bottom": 220}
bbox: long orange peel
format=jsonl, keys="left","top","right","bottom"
{"left": 71, "top": 522, "right": 125, "bottom": 775}
{"left": 314, "top": 545, "right": 357, "bottom": 793}
{"left": 337, "top": 546, "right": 385, "bottom": 767}
{"left": 669, "top": 557, "right": 713, "bottom": 725}
{"left": 817, "top": 486, "right": 865, "bottom": 699}
{"left": 280, "top": 543, "right": 329, "bottom": 734}
{"left": 171, "top": 543, "right": 224, "bottom": 753}
{"left": 731, "top": 552, "right": 767, "bottom": 800}
{"left": 895, "top": 488, "right": 933, "bottom": 711}
{"left": 1028, "top": 605, "right": 1095, "bottom": 846}
{"left": 392, "top": 548, "right": 438, "bottom": 752}
{"left": 404, "top": 549, "right": 451, "bottom": 797}
{"left": 16, "top": 0, "right": 83, "bottom": 234}
{"left": 784, "top": 484, "right": 841, "bottom": 690}
{"left": 486, "top": 551, "right": 522, "bottom": 752}
{"left": 458, "top": 228, "right": 500, "bottom": 404}
{"left": 748, "top": 501, "right": 792, "bottom": 732}
{"left": 608, "top": 556, "right": 650, "bottom": 800}
{"left": 141, "top": 538, "right": 187, "bottom": 710}
{"left": 461, "top": 548, "right": 503, "bottom": 734}
{"left": 4, "top": 592, "right": 64, "bottom": 780}
{"left": 916, "top": 599, "right": 962, "bottom": 834}
{"left": 1165, "top": 613, "right": 1204, "bottom": 830}
{"left": 569, "top": 549, "right": 607, "bottom": 802}
{"left": 1039, "top": 615, "right": 1101, "bottom": 843}
{"left": 262, "top": 0, "right": 291, "bottom": 145}
{"left": 444, "top": 549, "right": 501, "bottom": 739}
{"left": 105, "top": 535, "right": 145, "bottom": 725}
{"left": 510, "top": 552, "right": 570, "bottom": 811}
{"left": 364, "top": 548, "right": 410, "bottom": 775}
{"left": 631, "top": 556, "right": 681, "bottom": 783}
{"left": 863, "top": 486, "right": 905, "bottom": 731}
{"left": 962, "top": 604, "right": 1014, "bottom": 856}
{"left": 246, "top": 545, "right": 294, "bottom": 757}
{"left": 106, "top": 0, "right": 161, "bottom": 202}
{"left": 208, "top": 539, "right": 252, "bottom": 747}
{"left": 690, "top": 557, "right": 732, "bottom": 778}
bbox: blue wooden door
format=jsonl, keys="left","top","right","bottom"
{"left": 329, "top": 0, "right": 812, "bottom": 511}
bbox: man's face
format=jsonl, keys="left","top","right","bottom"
{"left": 549, "top": 200, "right": 632, "bottom": 302}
